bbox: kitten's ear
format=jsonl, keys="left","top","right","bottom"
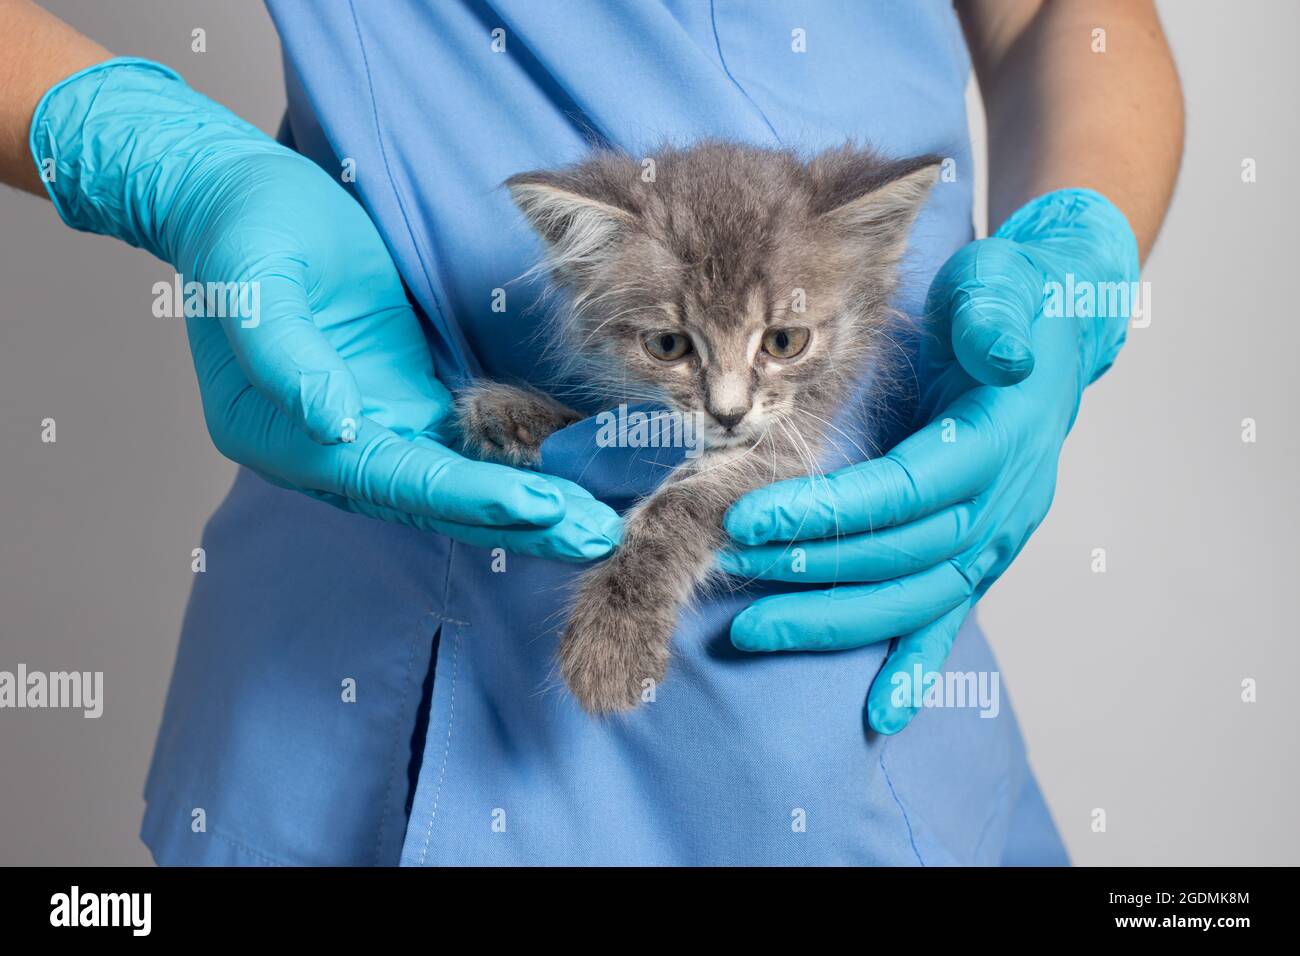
{"left": 809, "top": 151, "right": 941, "bottom": 260}
{"left": 505, "top": 170, "right": 636, "bottom": 280}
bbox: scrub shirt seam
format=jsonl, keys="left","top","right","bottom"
{"left": 417, "top": 627, "right": 461, "bottom": 865}
{"left": 208, "top": 829, "right": 289, "bottom": 867}
{"left": 372, "top": 620, "right": 424, "bottom": 866}
{"left": 435, "top": 537, "right": 467, "bottom": 627}
{"left": 146, "top": 787, "right": 292, "bottom": 866}
{"left": 431, "top": 611, "right": 471, "bottom": 627}
{"left": 971, "top": 774, "right": 1015, "bottom": 863}
{"left": 879, "top": 747, "right": 926, "bottom": 866}
{"left": 708, "top": 0, "right": 782, "bottom": 144}
{"left": 344, "top": 0, "right": 465, "bottom": 382}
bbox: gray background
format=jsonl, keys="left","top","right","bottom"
{"left": 1, "top": 1, "right": 1295, "bottom": 866}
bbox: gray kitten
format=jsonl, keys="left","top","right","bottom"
{"left": 458, "top": 141, "right": 938, "bottom": 714}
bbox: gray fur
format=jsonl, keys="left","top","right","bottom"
{"left": 456, "top": 383, "right": 582, "bottom": 466}
{"left": 459, "top": 141, "right": 939, "bottom": 714}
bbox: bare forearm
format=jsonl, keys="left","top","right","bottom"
{"left": 958, "top": 0, "right": 1184, "bottom": 260}
{"left": 0, "top": 0, "right": 110, "bottom": 195}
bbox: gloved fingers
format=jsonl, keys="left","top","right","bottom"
{"left": 187, "top": 316, "right": 569, "bottom": 528}
{"left": 724, "top": 414, "right": 998, "bottom": 545}
{"left": 926, "top": 237, "right": 1043, "bottom": 387}
{"left": 406, "top": 437, "right": 622, "bottom": 545}
{"left": 309, "top": 484, "right": 621, "bottom": 562}
{"left": 729, "top": 560, "right": 972, "bottom": 652}
{"left": 865, "top": 598, "right": 973, "bottom": 735}
{"left": 519, "top": 473, "right": 602, "bottom": 503}
{"left": 408, "top": 436, "right": 601, "bottom": 505}
{"left": 719, "top": 502, "right": 977, "bottom": 583}
{"left": 407, "top": 455, "right": 621, "bottom": 557}
{"left": 298, "top": 418, "right": 570, "bottom": 527}
{"left": 218, "top": 271, "right": 364, "bottom": 444}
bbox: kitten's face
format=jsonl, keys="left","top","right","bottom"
{"left": 603, "top": 242, "right": 859, "bottom": 449}
{"left": 508, "top": 143, "right": 938, "bottom": 449}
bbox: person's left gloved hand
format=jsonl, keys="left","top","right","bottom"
{"left": 29, "top": 57, "right": 620, "bottom": 562}
{"left": 721, "top": 189, "right": 1140, "bottom": 735}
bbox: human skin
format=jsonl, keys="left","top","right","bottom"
{"left": 720, "top": 1, "right": 1182, "bottom": 733}
{"left": 1, "top": 0, "right": 627, "bottom": 557}
{"left": 0, "top": 0, "right": 110, "bottom": 195}
{"left": 0, "top": 1, "right": 1183, "bottom": 660}
{"left": 957, "top": 0, "right": 1183, "bottom": 257}
{"left": 0, "top": 0, "right": 1183, "bottom": 280}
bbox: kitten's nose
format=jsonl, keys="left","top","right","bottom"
{"left": 709, "top": 408, "right": 748, "bottom": 431}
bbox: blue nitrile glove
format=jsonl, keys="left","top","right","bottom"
{"left": 29, "top": 58, "right": 618, "bottom": 561}
{"left": 722, "top": 189, "right": 1140, "bottom": 733}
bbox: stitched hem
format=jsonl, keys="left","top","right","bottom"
{"left": 416, "top": 627, "right": 462, "bottom": 866}
{"left": 371, "top": 619, "right": 426, "bottom": 865}
{"left": 878, "top": 744, "right": 925, "bottom": 866}
{"left": 208, "top": 829, "right": 290, "bottom": 867}
{"left": 141, "top": 794, "right": 297, "bottom": 867}
{"left": 431, "top": 611, "right": 471, "bottom": 627}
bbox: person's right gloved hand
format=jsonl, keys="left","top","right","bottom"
{"left": 29, "top": 58, "right": 619, "bottom": 561}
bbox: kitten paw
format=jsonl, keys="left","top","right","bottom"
{"left": 559, "top": 574, "right": 673, "bottom": 715}
{"left": 457, "top": 384, "right": 582, "bottom": 466}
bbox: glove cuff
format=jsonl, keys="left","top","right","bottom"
{"left": 28, "top": 56, "right": 275, "bottom": 262}
{"left": 994, "top": 188, "right": 1141, "bottom": 384}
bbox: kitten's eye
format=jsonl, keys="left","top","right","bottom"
{"left": 643, "top": 331, "right": 694, "bottom": 362}
{"left": 762, "top": 327, "right": 810, "bottom": 359}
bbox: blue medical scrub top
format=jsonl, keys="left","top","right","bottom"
{"left": 141, "top": 0, "right": 1069, "bottom": 866}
